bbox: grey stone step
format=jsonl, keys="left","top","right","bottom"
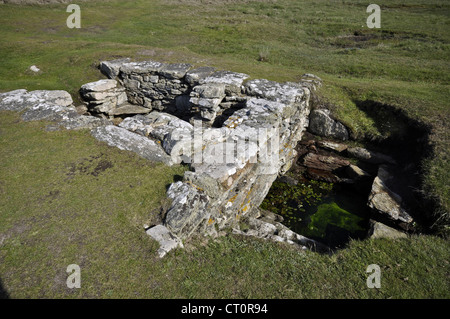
{"left": 109, "top": 103, "right": 151, "bottom": 116}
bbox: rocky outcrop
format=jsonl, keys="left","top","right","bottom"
{"left": 308, "top": 109, "right": 349, "bottom": 141}
{"left": 80, "top": 79, "right": 150, "bottom": 117}
{"left": 91, "top": 125, "right": 173, "bottom": 165}
{"left": 347, "top": 147, "right": 396, "bottom": 165}
{"left": 368, "top": 220, "right": 407, "bottom": 240}
{"left": 233, "top": 215, "right": 331, "bottom": 253}
{"left": 368, "top": 165, "right": 413, "bottom": 229}
{"left": 145, "top": 224, "right": 184, "bottom": 258}
{"left": 302, "top": 153, "right": 350, "bottom": 171}
{"left": 294, "top": 132, "right": 416, "bottom": 237}
{"left": 0, "top": 89, "right": 110, "bottom": 130}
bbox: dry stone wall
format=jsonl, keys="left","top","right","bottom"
{"left": 91, "top": 60, "right": 316, "bottom": 245}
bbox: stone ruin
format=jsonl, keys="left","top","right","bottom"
{"left": 0, "top": 58, "right": 412, "bottom": 257}
{"left": 82, "top": 59, "right": 326, "bottom": 256}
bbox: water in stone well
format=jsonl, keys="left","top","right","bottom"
{"left": 261, "top": 180, "right": 371, "bottom": 249}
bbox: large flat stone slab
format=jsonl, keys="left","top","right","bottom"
{"left": 120, "top": 60, "right": 166, "bottom": 74}
{"left": 91, "top": 125, "right": 173, "bottom": 165}
{"left": 109, "top": 103, "right": 151, "bottom": 116}
{"left": 185, "top": 66, "right": 216, "bottom": 85}
{"left": 244, "top": 79, "right": 307, "bottom": 105}
{"left": 100, "top": 58, "right": 131, "bottom": 79}
{"left": 159, "top": 63, "right": 192, "bottom": 79}
{"left": 80, "top": 79, "right": 118, "bottom": 92}
{"left": 308, "top": 109, "right": 349, "bottom": 141}
{"left": 0, "top": 89, "right": 73, "bottom": 112}
{"left": 368, "top": 165, "right": 413, "bottom": 227}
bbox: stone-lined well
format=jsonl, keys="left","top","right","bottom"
{"left": 91, "top": 59, "right": 325, "bottom": 255}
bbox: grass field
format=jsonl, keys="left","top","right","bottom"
{"left": 0, "top": 0, "right": 449, "bottom": 298}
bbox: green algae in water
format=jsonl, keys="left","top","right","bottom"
{"left": 260, "top": 179, "right": 370, "bottom": 248}
{"left": 301, "top": 202, "right": 365, "bottom": 239}
{"left": 260, "top": 180, "right": 333, "bottom": 228}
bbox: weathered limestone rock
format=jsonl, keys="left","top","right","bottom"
{"left": 100, "top": 58, "right": 131, "bottom": 79}
{"left": 120, "top": 60, "right": 166, "bottom": 74}
{"left": 234, "top": 216, "right": 330, "bottom": 253}
{"left": 146, "top": 224, "right": 184, "bottom": 258}
{"left": 347, "top": 147, "right": 396, "bottom": 165}
{"left": 109, "top": 103, "right": 151, "bottom": 116}
{"left": 201, "top": 70, "right": 249, "bottom": 95}
{"left": 0, "top": 89, "right": 109, "bottom": 130}
{"left": 118, "top": 112, "right": 195, "bottom": 164}
{"left": 244, "top": 79, "right": 307, "bottom": 105}
{"left": 189, "top": 83, "right": 226, "bottom": 122}
{"left": 91, "top": 125, "right": 173, "bottom": 165}
{"left": 81, "top": 79, "right": 117, "bottom": 92}
{"left": 160, "top": 63, "right": 192, "bottom": 80}
{"left": 346, "top": 164, "right": 371, "bottom": 180}
{"left": 368, "top": 220, "right": 408, "bottom": 240}
{"left": 317, "top": 140, "right": 348, "bottom": 153}
{"left": 368, "top": 165, "right": 413, "bottom": 228}
{"left": 80, "top": 79, "right": 130, "bottom": 116}
{"left": 0, "top": 89, "right": 73, "bottom": 112}
{"left": 164, "top": 181, "right": 211, "bottom": 238}
{"left": 308, "top": 109, "right": 349, "bottom": 141}
{"left": 185, "top": 66, "right": 216, "bottom": 86}
{"left": 302, "top": 152, "right": 350, "bottom": 171}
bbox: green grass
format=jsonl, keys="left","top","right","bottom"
{"left": 0, "top": 0, "right": 449, "bottom": 298}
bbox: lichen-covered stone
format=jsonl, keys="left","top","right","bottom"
{"left": 0, "top": 89, "right": 111, "bottom": 130}
{"left": 368, "top": 165, "right": 413, "bottom": 227}
{"left": 347, "top": 147, "right": 396, "bottom": 165}
{"left": 120, "top": 60, "right": 166, "bottom": 74}
{"left": 244, "top": 79, "right": 307, "bottom": 105}
{"left": 146, "top": 224, "right": 184, "bottom": 258}
{"left": 185, "top": 66, "right": 216, "bottom": 86}
{"left": 159, "top": 63, "right": 192, "bottom": 79}
{"left": 100, "top": 58, "right": 131, "bottom": 79}
{"left": 91, "top": 125, "right": 173, "bottom": 165}
{"left": 308, "top": 109, "right": 349, "bottom": 141}
{"left": 0, "top": 89, "right": 73, "bottom": 112}
{"left": 109, "top": 103, "right": 151, "bottom": 116}
{"left": 164, "top": 181, "right": 211, "bottom": 238}
{"left": 80, "top": 79, "right": 118, "bottom": 92}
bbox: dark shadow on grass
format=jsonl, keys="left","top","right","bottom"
{"left": 354, "top": 99, "right": 438, "bottom": 232}
{"left": 0, "top": 278, "right": 10, "bottom": 299}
